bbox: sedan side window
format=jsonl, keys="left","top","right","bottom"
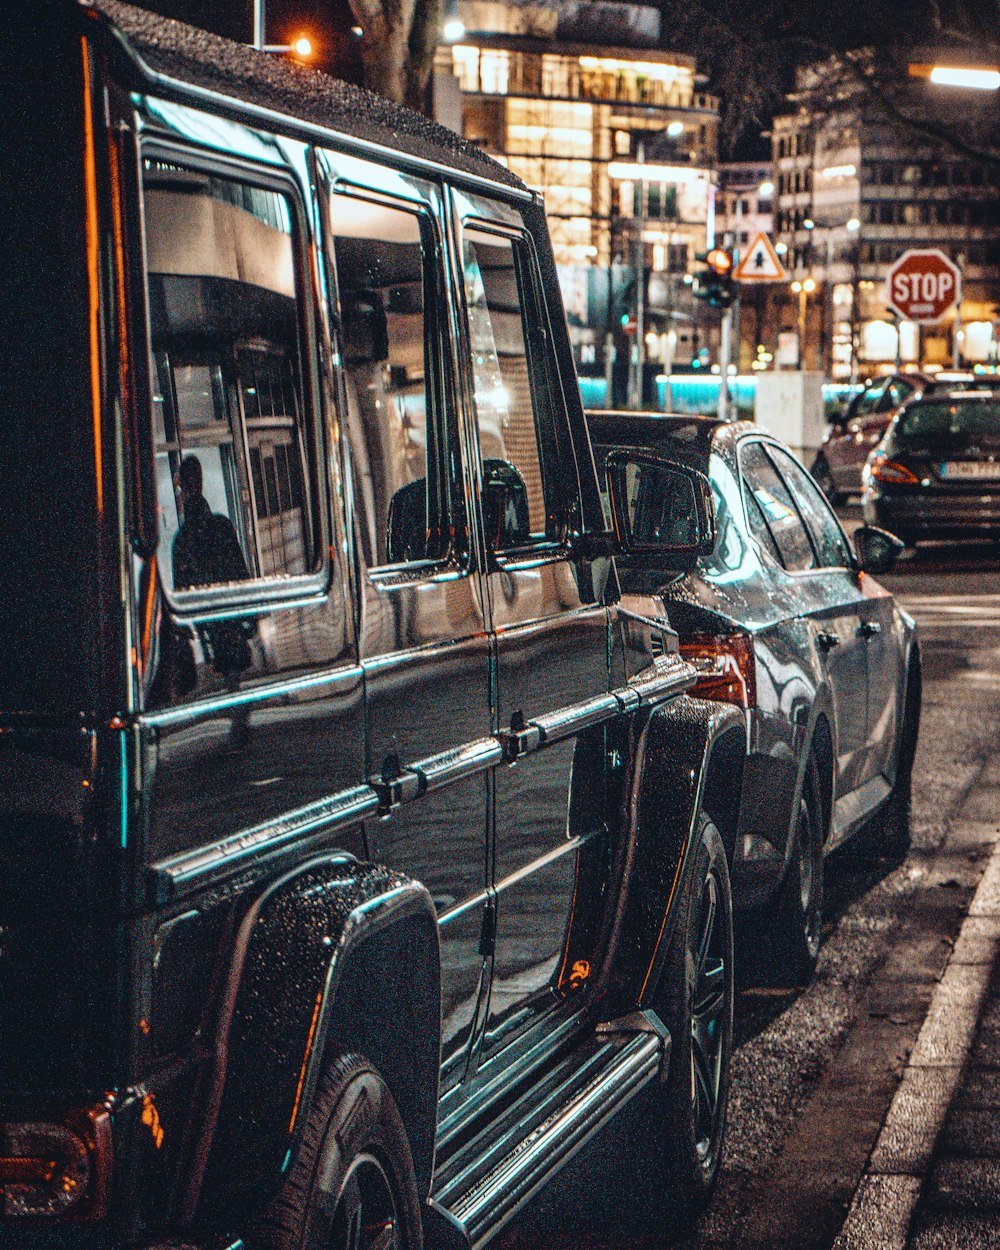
{"left": 768, "top": 447, "right": 852, "bottom": 568}
{"left": 739, "top": 442, "right": 816, "bottom": 572}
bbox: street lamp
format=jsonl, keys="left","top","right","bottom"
{"left": 251, "top": 0, "right": 314, "bottom": 56}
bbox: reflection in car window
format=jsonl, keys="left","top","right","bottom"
{"left": 744, "top": 489, "right": 782, "bottom": 565}
{"left": 702, "top": 453, "right": 748, "bottom": 575}
{"left": 739, "top": 442, "right": 815, "bottom": 571}
{"left": 330, "top": 194, "right": 435, "bottom": 567}
{"left": 143, "top": 161, "right": 315, "bottom": 595}
{"left": 769, "top": 448, "right": 851, "bottom": 568}
{"left": 462, "top": 229, "right": 551, "bottom": 548}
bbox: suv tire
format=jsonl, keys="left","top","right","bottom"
{"left": 252, "top": 1052, "right": 423, "bottom": 1250}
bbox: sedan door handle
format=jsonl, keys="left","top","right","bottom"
{"left": 816, "top": 632, "right": 841, "bottom": 652}
{"left": 858, "top": 620, "right": 882, "bottom": 638}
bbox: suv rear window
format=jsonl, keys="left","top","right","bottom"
{"left": 143, "top": 159, "right": 318, "bottom": 598}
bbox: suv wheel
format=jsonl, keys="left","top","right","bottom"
{"left": 252, "top": 1053, "right": 423, "bottom": 1250}
{"left": 649, "top": 814, "right": 734, "bottom": 1227}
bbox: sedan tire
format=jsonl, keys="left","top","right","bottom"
{"left": 646, "top": 814, "right": 734, "bottom": 1229}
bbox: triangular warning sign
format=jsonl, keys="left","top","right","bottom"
{"left": 734, "top": 232, "right": 787, "bottom": 282}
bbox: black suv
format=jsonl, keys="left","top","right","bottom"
{"left": 0, "top": 4, "right": 746, "bottom": 1248}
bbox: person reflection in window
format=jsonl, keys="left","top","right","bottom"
{"left": 173, "top": 454, "right": 254, "bottom": 684}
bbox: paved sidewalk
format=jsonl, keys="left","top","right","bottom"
{"left": 906, "top": 952, "right": 1000, "bottom": 1247}
{"left": 835, "top": 757, "right": 1000, "bottom": 1250}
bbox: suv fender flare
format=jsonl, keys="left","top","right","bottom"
{"left": 183, "top": 854, "right": 440, "bottom": 1226}
{"left": 595, "top": 695, "right": 745, "bottom": 1016}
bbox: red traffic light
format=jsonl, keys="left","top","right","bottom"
{"left": 705, "top": 248, "right": 732, "bottom": 275}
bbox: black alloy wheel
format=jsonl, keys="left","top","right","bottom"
{"left": 648, "top": 815, "right": 734, "bottom": 1227}
{"left": 747, "top": 753, "right": 825, "bottom": 989}
{"left": 778, "top": 755, "right": 825, "bottom": 984}
{"left": 253, "top": 1053, "right": 422, "bottom": 1250}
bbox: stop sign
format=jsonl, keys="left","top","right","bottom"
{"left": 887, "top": 249, "right": 962, "bottom": 323}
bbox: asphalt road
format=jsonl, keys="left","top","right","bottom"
{"left": 494, "top": 519, "right": 1000, "bottom": 1250}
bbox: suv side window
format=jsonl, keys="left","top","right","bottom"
{"left": 144, "top": 159, "right": 317, "bottom": 597}
{"left": 461, "top": 228, "right": 557, "bottom": 551}
{"left": 768, "top": 447, "right": 852, "bottom": 568}
{"left": 739, "top": 441, "right": 815, "bottom": 571}
{"left": 330, "top": 194, "right": 441, "bottom": 569}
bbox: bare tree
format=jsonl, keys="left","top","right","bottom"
{"left": 347, "top": 0, "right": 445, "bottom": 111}
{"left": 659, "top": 0, "right": 1000, "bottom": 165}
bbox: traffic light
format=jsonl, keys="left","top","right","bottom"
{"left": 693, "top": 248, "right": 736, "bottom": 309}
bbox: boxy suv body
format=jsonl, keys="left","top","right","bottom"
{"left": 0, "top": 4, "right": 745, "bottom": 1248}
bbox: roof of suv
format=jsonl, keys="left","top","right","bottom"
{"left": 91, "top": 0, "right": 525, "bottom": 192}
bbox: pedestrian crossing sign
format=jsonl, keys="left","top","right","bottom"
{"left": 734, "top": 232, "right": 787, "bottom": 282}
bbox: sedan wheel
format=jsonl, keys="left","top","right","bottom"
{"left": 746, "top": 755, "right": 825, "bottom": 988}
{"left": 650, "top": 815, "right": 734, "bottom": 1226}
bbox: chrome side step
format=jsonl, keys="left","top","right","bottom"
{"left": 432, "top": 1013, "right": 670, "bottom": 1248}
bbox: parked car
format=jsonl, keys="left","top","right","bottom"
{"left": 588, "top": 413, "right": 921, "bottom": 984}
{"left": 0, "top": 4, "right": 750, "bottom": 1248}
{"left": 863, "top": 391, "right": 1000, "bottom": 545}
{"left": 811, "top": 372, "right": 994, "bottom": 502}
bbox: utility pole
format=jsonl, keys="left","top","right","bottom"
{"left": 627, "top": 140, "right": 646, "bottom": 410}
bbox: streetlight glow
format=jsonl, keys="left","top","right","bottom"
{"left": 667, "top": 121, "right": 685, "bottom": 137}
{"left": 803, "top": 277, "right": 816, "bottom": 293}
{"left": 929, "top": 66, "right": 1000, "bottom": 90}
{"left": 608, "top": 162, "right": 707, "bottom": 183}
{"left": 443, "top": 16, "right": 466, "bottom": 41}
{"left": 846, "top": 217, "right": 861, "bottom": 232}
{"left": 758, "top": 180, "right": 774, "bottom": 197}
{"left": 292, "top": 35, "right": 313, "bottom": 57}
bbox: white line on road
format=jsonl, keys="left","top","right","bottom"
{"left": 833, "top": 832, "right": 1000, "bottom": 1250}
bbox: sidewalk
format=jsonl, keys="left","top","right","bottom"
{"left": 836, "top": 758, "right": 1000, "bottom": 1250}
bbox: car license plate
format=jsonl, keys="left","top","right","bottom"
{"left": 940, "top": 461, "right": 1000, "bottom": 480}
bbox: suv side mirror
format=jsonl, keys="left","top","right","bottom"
{"left": 853, "top": 524, "right": 904, "bottom": 576}
{"left": 606, "top": 451, "right": 716, "bottom": 569}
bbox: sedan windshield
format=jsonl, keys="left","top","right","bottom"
{"left": 896, "top": 401, "right": 1000, "bottom": 448}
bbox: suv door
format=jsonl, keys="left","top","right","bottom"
{"left": 322, "top": 160, "right": 492, "bottom": 1098}
{"left": 739, "top": 440, "right": 871, "bottom": 805}
{"left": 453, "top": 192, "right": 612, "bottom": 1073}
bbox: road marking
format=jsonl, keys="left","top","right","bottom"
{"left": 833, "top": 828, "right": 1000, "bottom": 1250}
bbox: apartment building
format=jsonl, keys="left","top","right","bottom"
{"left": 771, "top": 59, "right": 1000, "bottom": 376}
{"left": 436, "top": 1, "right": 720, "bottom": 390}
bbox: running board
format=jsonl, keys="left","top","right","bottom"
{"left": 431, "top": 1012, "right": 669, "bottom": 1248}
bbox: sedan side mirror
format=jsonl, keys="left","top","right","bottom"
{"left": 853, "top": 524, "right": 904, "bottom": 576}
{"left": 606, "top": 450, "right": 716, "bottom": 571}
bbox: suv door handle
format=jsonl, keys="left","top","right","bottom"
{"left": 816, "top": 631, "right": 841, "bottom": 652}
{"left": 857, "top": 620, "right": 882, "bottom": 638}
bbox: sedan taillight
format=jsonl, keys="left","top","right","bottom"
{"left": 0, "top": 1108, "right": 110, "bottom": 1220}
{"left": 680, "top": 632, "right": 756, "bottom": 709}
{"left": 869, "top": 455, "right": 919, "bottom": 485}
